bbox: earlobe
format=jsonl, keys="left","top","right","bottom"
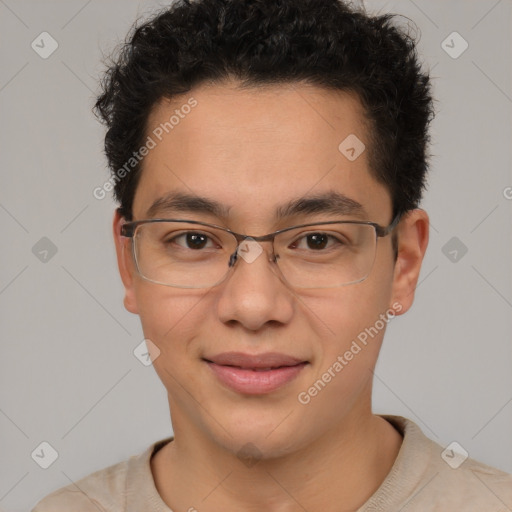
{"left": 113, "top": 210, "right": 139, "bottom": 314}
{"left": 390, "top": 209, "right": 429, "bottom": 315}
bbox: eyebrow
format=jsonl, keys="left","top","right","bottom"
{"left": 145, "top": 190, "right": 366, "bottom": 220}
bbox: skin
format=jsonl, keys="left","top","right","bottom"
{"left": 113, "top": 79, "right": 429, "bottom": 512}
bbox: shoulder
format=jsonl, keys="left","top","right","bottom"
{"left": 31, "top": 438, "right": 172, "bottom": 512}
{"left": 424, "top": 440, "right": 512, "bottom": 509}
{"left": 375, "top": 416, "right": 512, "bottom": 511}
{"left": 32, "top": 457, "right": 132, "bottom": 512}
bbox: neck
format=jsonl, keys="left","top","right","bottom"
{"left": 151, "top": 409, "right": 403, "bottom": 512}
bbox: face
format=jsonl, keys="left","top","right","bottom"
{"left": 114, "top": 80, "right": 428, "bottom": 458}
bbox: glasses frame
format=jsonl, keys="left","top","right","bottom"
{"left": 120, "top": 213, "right": 402, "bottom": 288}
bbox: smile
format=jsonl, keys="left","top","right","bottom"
{"left": 203, "top": 352, "right": 309, "bottom": 394}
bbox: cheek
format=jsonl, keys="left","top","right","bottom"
{"left": 300, "top": 275, "right": 392, "bottom": 348}
{"left": 294, "top": 285, "right": 394, "bottom": 426}
{"left": 134, "top": 282, "right": 206, "bottom": 356}
{"left": 297, "top": 272, "right": 394, "bottom": 382}
{"left": 134, "top": 284, "right": 211, "bottom": 404}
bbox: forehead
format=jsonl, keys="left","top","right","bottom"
{"left": 133, "top": 80, "right": 391, "bottom": 226}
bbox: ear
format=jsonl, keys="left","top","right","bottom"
{"left": 113, "top": 209, "right": 139, "bottom": 314}
{"left": 390, "top": 209, "right": 429, "bottom": 315}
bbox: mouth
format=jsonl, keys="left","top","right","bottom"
{"left": 203, "top": 352, "right": 309, "bottom": 395}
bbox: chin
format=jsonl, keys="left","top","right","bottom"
{"left": 206, "top": 410, "right": 312, "bottom": 462}
{"left": 225, "top": 434, "right": 301, "bottom": 464}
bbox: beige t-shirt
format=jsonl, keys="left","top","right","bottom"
{"left": 32, "top": 415, "right": 512, "bottom": 511}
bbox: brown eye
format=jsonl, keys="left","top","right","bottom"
{"left": 291, "top": 232, "right": 342, "bottom": 251}
{"left": 305, "top": 233, "right": 329, "bottom": 250}
{"left": 167, "top": 232, "right": 215, "bottom": 250}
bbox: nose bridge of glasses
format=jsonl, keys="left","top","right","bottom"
{"left": 229, "top": 234, "right": 278, "bottom": 268}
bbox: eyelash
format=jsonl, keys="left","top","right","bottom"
{"left": 167, "top": 231, "right": 345, "bottom": 251}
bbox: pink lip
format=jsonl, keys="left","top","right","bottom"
{"left": 204, "top": 352, "right": 309, "bottom": 395}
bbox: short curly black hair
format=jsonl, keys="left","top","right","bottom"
{"left": 94, "top": 0, "right": 435, "bottom": 221}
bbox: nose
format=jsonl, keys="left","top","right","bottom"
{"left": 216, "top": 240, "right": 294, "bottom": 331}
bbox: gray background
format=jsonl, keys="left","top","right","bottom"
{"left": 0, "top": 0, "right": 511, "bottom": 510}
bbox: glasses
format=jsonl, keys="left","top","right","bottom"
{"left": 120, "top": 215, "right": 401, "bottom": 289}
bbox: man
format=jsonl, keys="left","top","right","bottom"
{"left": 33, "top": 0, "right": 512, "bottom": 510}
